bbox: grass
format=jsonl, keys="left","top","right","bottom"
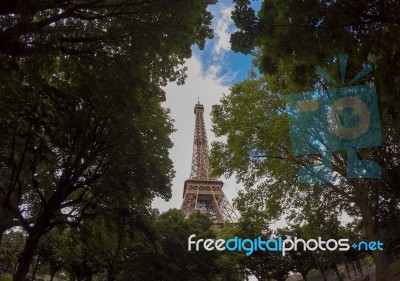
{"left": 307, "top": 269, "right": 321, "bottom": 278}
{"left": 0, "top": 274, "right": 12, "bottom": 281}
{"left": 390, "top": 259, "right": 400, "bottom": 276}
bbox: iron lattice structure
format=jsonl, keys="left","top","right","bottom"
{"left": 181, "top": 102, "right": 238, "bottom": 225}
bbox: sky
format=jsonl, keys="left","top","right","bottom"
{"left": 152, "top": 0, "right": 257, "bottom": 213}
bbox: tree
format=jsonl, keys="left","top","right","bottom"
{"left": 119, "top": 209, "right": 222, "bottom": 281}
{"left": 0, "top": 57, "right": 176, "bottom": 281}
{"left": 210, "top": 62, "right": 397, "bottom": 280}
{"left": 63, "top": 226, "right": 104, "bottom": 281}
{"left": 217, "top": 204, "right": 298, "bottom": 281}
{"left": 221, "top": 2, "right": 400, "bottom": 280}
{"left": 0, "top": 231, "right": 25, "bottom": 275}
{"left": 229, "top": 0, "right": 400, "bottom": 195}
{"left": 0, "top": 2, "right": 220, "bottom": 280}
{"left": 0, "top": 0, "right": 217, "bottom": 233}
{"left": 34, "top": 227, "right": 69, "bottom": 281}
{"left": 277, "top": 228, "right": 316, "bottom": 281}
{"left": 0, "top": 0, "right": 215, "bottom": 85}
{"left": 294, "top": 213, "right": 347, "bottom": 281}
{"left": 215, "top": 225, "right": 247, "bottom": 281}
{"left": 62, "top": 206, "right": 154, "bottom": 281}
{"left": 0, "top": 0, "right": 217, "bottom": 238}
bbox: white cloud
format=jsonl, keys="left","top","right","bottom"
{"left": 202, "top": 3, "right": 239, "bottom": 84}
{"left": 213, "top": 6, "right": 234, "bottom": 56}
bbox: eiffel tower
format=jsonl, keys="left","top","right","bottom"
{"left": 181, "top": 102, "right": 238, "bottom": 225}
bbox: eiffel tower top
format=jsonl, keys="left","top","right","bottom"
{"left": 189, "top": 102, "right": 213, "bottom": 180}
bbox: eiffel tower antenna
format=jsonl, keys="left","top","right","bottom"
{"left": 181, "top": 102, "right": 238, "bottom": 226}
{"left": 190, "top": 102, "right": 212, "bottom": 179}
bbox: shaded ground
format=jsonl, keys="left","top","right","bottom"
{"left": 305, "top": 263, "right": 400, "bottom": 281}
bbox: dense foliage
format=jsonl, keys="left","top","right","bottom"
{"left": 0, "top": 0, "right": 217, "bottom": 280}
{"left": 211, "top": 0, "right": 400, "bottom": 280}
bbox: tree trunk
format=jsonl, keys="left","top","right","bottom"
{"left": 356, "top": 259, "right": 363, "bottom": 276}
{"left": 372, "top": 250, "right": 391, "bottom": 281}
{"left": 358, "top": 192, "right": 391, "bottom": 281}
{"left": 345, "top": 261, "right": 351, "bottom": 278}
{"left": 314, "top": 252, "right": 327, "bottom": 281}
{"left": 333, "top": 263, "right": 343, "bottom": 281}
{"left": 13, "top": 184, "right": 70, "bottom": 281}
{"left": 50, "top": 269, "right": 58, "bottom": 281}
{"left": 13, "top": 231, "right": 42, "bottom": 281}
{"left": 31, "top": 255, "right": 40, "bottom": 281}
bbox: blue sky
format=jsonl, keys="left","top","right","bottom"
{"left": 193, "top": 0, "right": 262, "bottom": 84}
